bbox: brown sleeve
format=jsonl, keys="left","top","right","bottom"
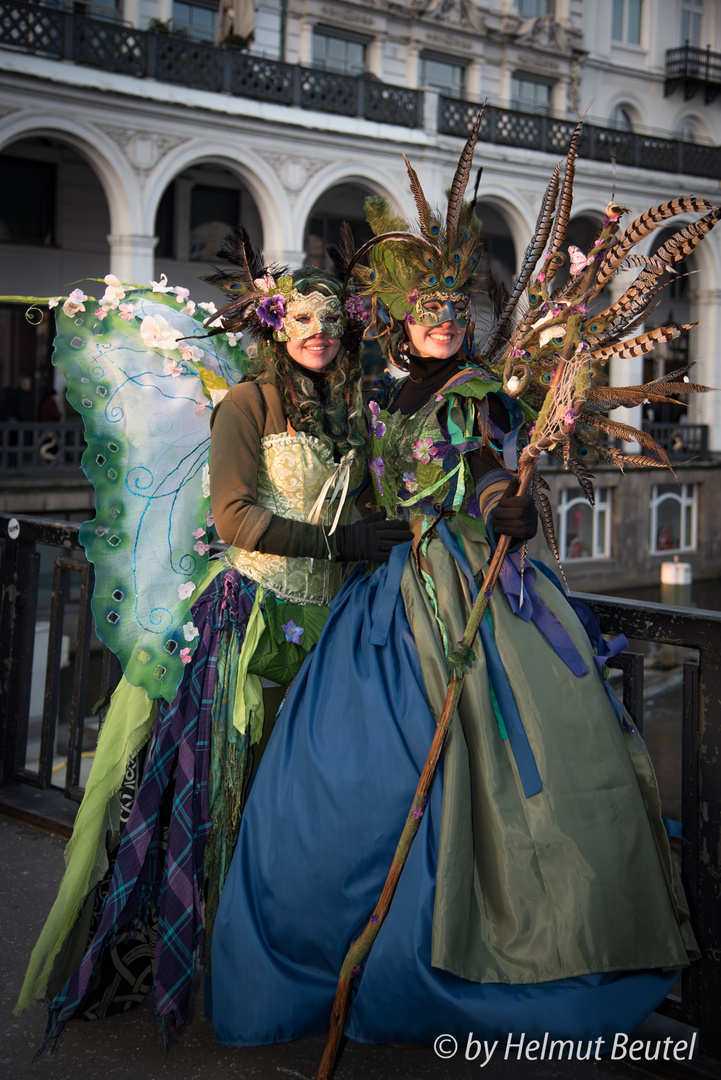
{"left": 209, "top": 382, "right": 342, "bottom": 559}
{"left": 209, "top": 383, "right": 275, "bottom": 549}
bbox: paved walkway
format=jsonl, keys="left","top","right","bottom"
{"left": 1, "top": 814, "right": 718, "bottom": 1080}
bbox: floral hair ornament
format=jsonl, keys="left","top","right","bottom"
{"left": 202, "top": 227, "right": 365, "bottom": 343}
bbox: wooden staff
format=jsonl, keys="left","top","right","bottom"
{"left": 316, "top": 464, "right": 533, "bottom": 1080}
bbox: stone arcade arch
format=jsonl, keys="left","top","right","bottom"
{"left": 0, "top": 122, "right": 134, "bottom": 411}
{"left": 150, "top": 161, "right": 265, "bottom": 305}
{"left": 471, "top": 196, "right": 525, "bottom": 340}
{"left": 642, "top": 219, "right": 721, "bottom": 436}
{"left": 294, "top": 164, "right": 404, "bottom": 265}
{"left": 302, "top": 182, "right": 377, "bottom": 269}
{"left": 0, "top": 122, "right": 135, "bottom": 297}
{"left": 142, "top": 142, "right": 292, "bottom": 280}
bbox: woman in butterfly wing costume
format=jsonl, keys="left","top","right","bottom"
{"left": 210, "top": 113, "right": 712, "bottom": 1051}
{"left": 15, "top": 246, "right": 410, "bottom": 1045}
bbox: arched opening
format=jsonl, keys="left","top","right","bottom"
{"left": 303, "top": 182, "right": 379, "bottom": 378}
{"left": 153, "top": 162, "right": 263, "bottom": 302}
{"left": 0, "top": 136, "right": 111, "bottom": 418}
{"left": 303, "top": 182, "right": 374, "bottom": 268}
{"left": 472, "top": 200, "right": 517, "bottom": 338}
{"left": 550, "top": 213, "right": 604, "bottom": 295}
{"left": 609, "top": 105, "right": 634, "bottom": 132}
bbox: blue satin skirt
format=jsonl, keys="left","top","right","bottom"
{"left": 209, "top": 559, "right": 677, "bottom": 1048}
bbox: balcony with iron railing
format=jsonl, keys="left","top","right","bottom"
{"left": 438, "top": 99, "right": 721, "bottom": 178}
{"left": 666, "top": 43, "right": 721, "bottom": 103}
{"left": 0, "top": 0, "right": 424, "bottom": 126}
{"left": 1, "top": 0, "right": 721, "bottom": 176}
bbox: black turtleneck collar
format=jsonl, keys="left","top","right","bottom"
{"left": 392, "top": 352, "right": 468, "bottom": 417}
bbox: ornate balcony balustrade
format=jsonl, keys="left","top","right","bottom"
{"left": 438, "top": 99, "right": 721, "bottom": 179}
{"left": 2, "top": 0, "right": 721, "bottom": 171}
{"left": 666, "top": 43, "right": 721, "bottom": 103}
{"left": 643, "top": 422, "right": 710, "bottom": 461}
{"left": 0, "top": 0, "right": 423, "bottom": 126}
{"left": 0, "top": 422, "right": 85, "bottom": 475}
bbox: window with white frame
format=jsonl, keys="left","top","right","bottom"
{"left": 650, "top": 483, "right": 697, "bottom": 554}
{"left": 43, "top": 0, "right": 120, "bottom": 18}
{"left": 173, "top": 0, "right": 218, "bottom": 42}
{"left": 419, "top": 54, "right": 465, "bottom": 97}
{"left": 517, "top": 0, "right": 554, "bottom": 17}
{"left": 510, "top": 73, "right": 553, "bottom": 114}
{"left": 682, "top": 0, "right": 702, "bottom": 47}
{"left": 558, "top": 487, "right": 612, "bottom": 560}
{"left": 612, "top": 0, "right": 642, "bottom": 44}
{"left": 312, "top": 29, "right": 367, "bottom": 76}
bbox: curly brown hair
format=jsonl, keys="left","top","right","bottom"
{"left": 245, "top": 269, "right": 367, "bottom": 459}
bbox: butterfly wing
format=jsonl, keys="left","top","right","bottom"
{"left": 54, "top": 285, "right": 248, "bottom": 701}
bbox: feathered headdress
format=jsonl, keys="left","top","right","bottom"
{"left": 334, "top": 110, "right": 485, "bottom": 323}
{"left": 337, "top": 114, "right": 719, "bottom": 573}
{"left": 475, "top": 122, "right": 720, "bottom": 568}
{"left": 203, "top": 226, "right": 367, "bottom": 342}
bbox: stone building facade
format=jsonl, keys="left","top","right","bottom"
{"left": 1, "top": 0, "right": 720, "bottom": 587}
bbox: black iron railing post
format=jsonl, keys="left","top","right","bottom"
{"left": 696, "top": 638, "right": 721, "bottom": 1057}
{"left": 62, "top": 7, "right": 72, "bottom": 59}
{"left": 37, "top": 556, "right": 71, "bottom": 789}
{"left": 0, "top": 521, "right": 20, "bottom": 786}
{"left": 356, "top": 76, "right": 365, "bottom": 120}
{"left": 7, "top": 536, "right": 40, "bottom": 783}
{"left": 680, "top": 660, "right": 700, "bottom": 1027}
{"left": 65, "top": 558, "right": 94, "bottom": 801}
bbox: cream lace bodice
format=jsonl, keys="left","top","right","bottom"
{"left": 224, "top": 431, "right": 364, "bottom": 605}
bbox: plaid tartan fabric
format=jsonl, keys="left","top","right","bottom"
{"left": 45, "top": 570, "right": 257, "bottom": 1046}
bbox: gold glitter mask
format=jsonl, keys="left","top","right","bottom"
{"left": 413, "top": 291, "right": 470, "bottom": 328}
{"left": 274, "top": 290, "right": 345, "bottom": 342}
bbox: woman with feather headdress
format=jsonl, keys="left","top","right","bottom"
{"left": 16, "top": 241, "right": 410, "bottom": 1048}
{"left": 209, "top": 113, "right": 710, "bottom": 1057}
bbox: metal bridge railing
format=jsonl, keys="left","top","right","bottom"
{"left": 0, "top": 512, "right": 719, "bottom": 1058}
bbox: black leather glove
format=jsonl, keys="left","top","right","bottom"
{"left": 488, "top": 477, "right": 538, "bottom": 541}
{"left": 334, "top": 512, "right": 412, "bottom": 563}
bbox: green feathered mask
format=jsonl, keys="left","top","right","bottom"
{"left": 342, "top": 109, "right": 485, "bottom": 323}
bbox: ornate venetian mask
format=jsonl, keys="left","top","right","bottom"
{"left": 413, "top": 290, "right": 471, "bottom": 329}
{"left": 275, "top": 290, "right": 345, "bottom": 342}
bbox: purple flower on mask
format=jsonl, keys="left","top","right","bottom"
{"left": 344, "top": 294, "right": 367, "bottom": 323}
{"left": 403, "top": 471, "right": 418, "bottom": 493}
{"left": 370, "top": 455, "right": 385, "bottom": 495}
{"left": 369, "top": 400, "right": 386, "bottom": 439}
{"left": 281, "top": 619, "right": 304, "bottom": 645}
{"left": 257, "top": 294, "right": 286, "bottom": 331}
